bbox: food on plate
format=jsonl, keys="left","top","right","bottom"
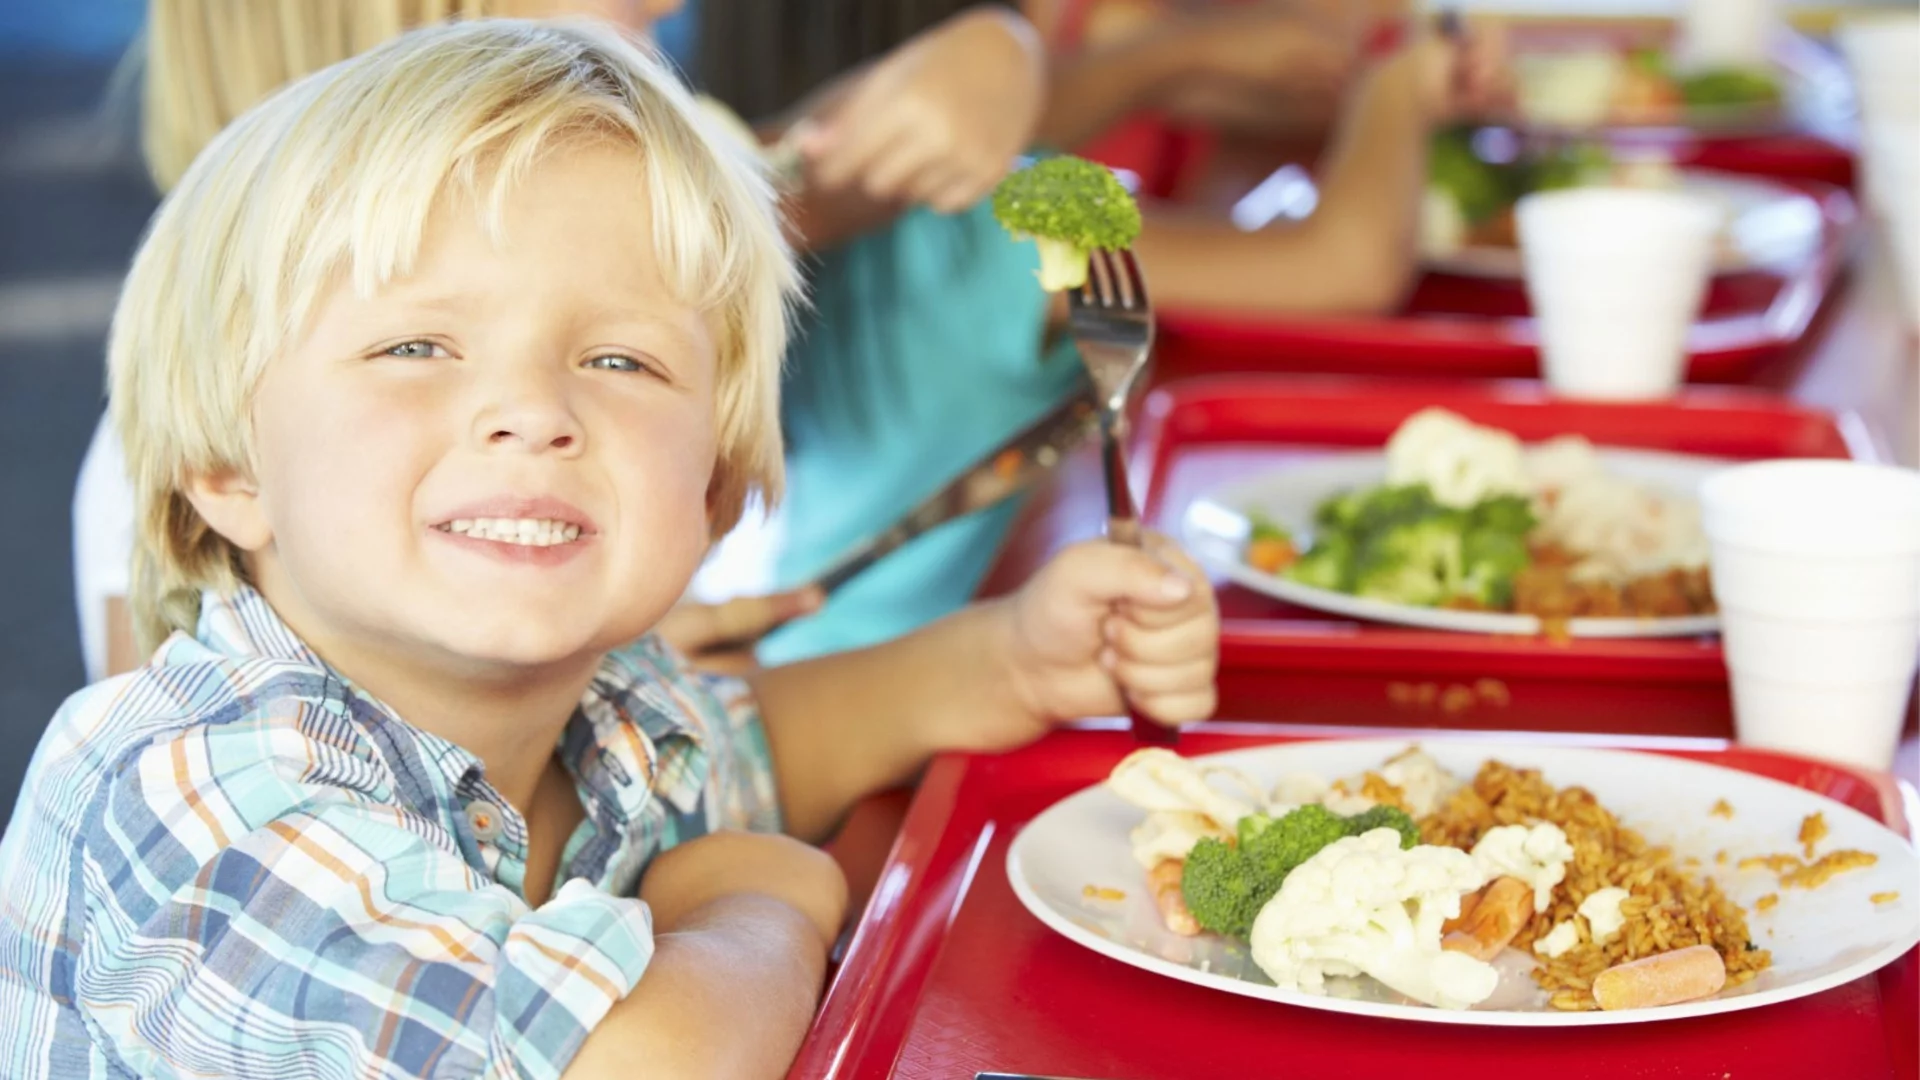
{"left": 1421, "top": 759, "right": 1768, "bottom": 1010}
{"left": 1248, "top": 829, "right": 1501, "bottom": 1009}
{"left": 1755, "top": 893, "right": 1779, "bottom": 912}
{"left": 1082, "top": 884, "right": 1127, "bottom": 902}
{"left": 1711, "top": 799, "right": 1735, "bottom": 818}
{"left": 1872, "top": 892, "right": 1900, "bottom": 905}
{"left": 1592, "top": 943, "right": 1727, "bottom": 1011}
{"left": 1799, "top": 811, "right": 1828, "bottom": 859}
{"left": 991, "top": 154, "right": 1143, "bottom": 291}
{"left": 1513, "top": 46, "right": 1780, "bottom": 129}
{"left": 1251, "top": 409, "right": 1715, "bottom": 623}
{"left": 1105, "top": 745, "right": 1776, "bottom": 1012}
{"left": 1780, "top": 850, "right": 1879, "bottom": 890}
{"left": 1244, "top": 512, "right": 1298, "bottom": 574}
{"left": 1426, "top": 127, "right": 1621, "bottom": 254}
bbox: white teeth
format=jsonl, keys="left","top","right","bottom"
{"left": 442, "top": 517, "right": 583, "bottom": 546}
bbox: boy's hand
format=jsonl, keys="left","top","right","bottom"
{"left": 800, "top": 6, "right": 1044, "bottom": 213}
{"left": 996, "top": 535, "right": 1219, "bottom": 742}
{"left": 639, "top": 831, "right": 848, "bottom": 947}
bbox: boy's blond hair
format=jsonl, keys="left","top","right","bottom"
{"left": 142, "top": 0, "right": 494, "bottom": 192}
{"left": 110, "top": 18, "right": 797, "bottom": 653}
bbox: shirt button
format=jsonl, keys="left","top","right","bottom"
{"left": 465, "top": 800, "right": 504, "bottom": 842}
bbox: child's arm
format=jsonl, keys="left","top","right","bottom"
{"left": 566, "top": 831, "right": 846, "bottom": 1077}
{"left": 771, "top": 6, "right": 1046, "bottom": 249}
{"left": 753, "top": 537, "right": 1219, "bottom": 842}
{"left": 1126, "top": 27, "right": 1510, "bottom": 317}
{"left": 1033, "top": 4, "right": 1361, "bottom": 152}
{"left": 78, "top": 721, "right": 838, "bottom": 1079}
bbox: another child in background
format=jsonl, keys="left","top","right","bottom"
{"left": 2, "top": 20, "right": 1218, "bottom": 1078}
{"left": 686, "top": 0, "right": 1507, "bottom": 662}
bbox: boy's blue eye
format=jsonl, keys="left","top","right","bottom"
{"left": 384, "top": 340, "right": 444, "bottom": 359}
{"left": 583, "top": 354, "right": 652, "bottom": 375}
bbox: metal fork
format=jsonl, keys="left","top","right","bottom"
{"left": 1065, "top": 248, "right": 1176, "bottom": 747}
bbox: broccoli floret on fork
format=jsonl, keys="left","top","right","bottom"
{"left": 991, "top": 155, "right": 1143, "bottom": 292}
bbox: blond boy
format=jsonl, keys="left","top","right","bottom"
{"left": 0, "top": 19, "right": 1216, "bottom": 1080}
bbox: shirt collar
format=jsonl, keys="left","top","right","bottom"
{"left": 168, "top": 585, "right": 707, "bottom": 818}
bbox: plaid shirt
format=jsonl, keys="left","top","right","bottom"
{"left": 0, "top": 586, "right": 782, "bottom": 1079}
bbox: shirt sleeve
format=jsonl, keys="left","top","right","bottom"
{"left": 696, "top": 670, "right": 784, "bottom": 834}
{"left": 76, "top": 717, "right": 652, "bottom": 1080}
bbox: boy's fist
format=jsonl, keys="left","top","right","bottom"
{"left": 1005, "top": 534, "right": 1220, "bottom": 732}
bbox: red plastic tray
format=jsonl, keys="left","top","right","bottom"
{"left": 792, "top": 725, "right": 1919, "bottom": 1079}
{"left": 1132, "top": 376, "right": 1899, "bottom": 739}
{"left": 1152, "top": 176, "right": 1855, "bottom": 385}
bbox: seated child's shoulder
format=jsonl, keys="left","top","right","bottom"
{"left": 34, "top": 651, "right": 384, "bottom": 842}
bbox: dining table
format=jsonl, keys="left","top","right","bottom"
{"left": 801, "top": 79, "right": 1920, "bottom": 1078}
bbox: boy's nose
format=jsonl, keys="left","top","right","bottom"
{"left": 474, "top": 380, "right": 585, "bottom": 455}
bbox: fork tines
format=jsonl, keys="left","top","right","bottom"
{"left": 1073, "top": 248, "right": 1148, "bottom": 311}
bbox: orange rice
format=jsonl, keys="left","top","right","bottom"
{"left": 1421, "top": 761, "right": 1771, "bottom": 1011}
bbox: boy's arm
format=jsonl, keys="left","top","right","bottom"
{"left": 79, "top": 721, "right": 826, "bottom": 1080}
{"left": 565, "top": 898, "right": 826, "bottom": 1079}
{"left": 752, "top": 539, "right": 1218, "bottom": 843}
{"left": 750, "top": 602, "right": 1024, "bottom": 842}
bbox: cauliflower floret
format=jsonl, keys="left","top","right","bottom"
{"left": 1106, "top": 748, "right": 1262, "bottom": 828}
{"left": 1248, "top": 829, "right": 1499, "bottom": 1010}
{"left": 1384, "top": 408, "right": 1529, "bottom": 510}
{"left": 1534, "top": 919, "right": 1580, "bottom": 959}
{"left": 1376, "top": 747, "right": 1461, "bottom": 819}
{"left": 1128, "top": 810, "right": 1229, "bottom": 870}
{"left": 1270, "top": 772, "right": 1332, "bottom": 810}
{"left": 1472, "top": 823, "right": 1575, "bottom": 913}
{"left": 1578, "top": 886, "right": 1632, "bottom": 945}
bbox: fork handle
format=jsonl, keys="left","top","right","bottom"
{"left": 1099, "top": 417, "right": 1140, "bottom": 546}
{"left": 1097, "top": 415, "right": 1178, "bottom": 747}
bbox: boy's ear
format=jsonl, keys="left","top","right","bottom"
{"left": 183, "top": 469, "right": 274, "bottom": 553}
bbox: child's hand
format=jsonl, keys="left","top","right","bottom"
{"left": 999, "top": 535, "right": 1219, "bottom": 738}
{"left": 799, "top": 7, "right": 1044, "bottom": 214}
{"left": 1409, "top": 19, "right": 1514, "bottom": 125}
{"left": 654, "top": 588, "right": 822, "bottom": 675}
{"left": 1162, "top": 6, "right": 1361, "bottom": 118}
{"left": 639, "top": 831, "right": 848, "bottom": 947}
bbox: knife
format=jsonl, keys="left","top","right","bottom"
{"left": 805, "top": 394, "right": 1099, "bottom": 595}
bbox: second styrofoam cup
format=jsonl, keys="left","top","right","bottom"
{"left": 1518, "top": 187, "right": 1722, "bottom": 400}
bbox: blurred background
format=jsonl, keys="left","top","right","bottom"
{"left": 0, "top": 0, "right": 1913, "bottom": 827}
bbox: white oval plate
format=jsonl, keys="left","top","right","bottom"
{"left": 1182, "top": 448, "right": 1725, "bottom": 639}
{"left": 1005, "top": 739, "right": 1920, "bottom": 1026}
{"left": 1425, "top": 171, "right": 1824, "bottom": 280}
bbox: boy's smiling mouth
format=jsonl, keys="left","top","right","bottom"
{"left": 430, "top": 496, "right": 597, "bottom": 565}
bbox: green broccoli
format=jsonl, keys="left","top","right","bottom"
{"left": 1468, "top": 494, "right": 1537, "bottom": 536}
{"left": 1284, "top": 533, "right": 1355, "bottom": 592}
{"left": 1247, "top": 511, "right": 1293, "bottom": 546}
{"left": 1343, "top": 804, "right": 1421, "bottom": 849}
{"left": 1350, "top": 484, "right": 1443, "bottom": 535}
{"left": 1428, "top": 126, "right": 1509, "bottom": 226}
{"left": 1679, "top": 67, "right": 1781, "bottom": 108}
{"left": 1183, "top": 803, "right": 1423, "bottom": 939}
{"left": 1180, "top": 837, "right": 1271, "bottom": 939}
{"left": 1456, "top": 528, "right": 1530, "bottom": 607}
{"left": 1243, "top": 804, "right": 1350, "bottom": 881}
{"left": 1352, "top": 516, "right": 1466, "bottom": 606}
{"left": 1529, "top": 140, "right": 1613, "bottom": 193}
{"left": 991, "top": 155, "right": 1143, "bottom": 292}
